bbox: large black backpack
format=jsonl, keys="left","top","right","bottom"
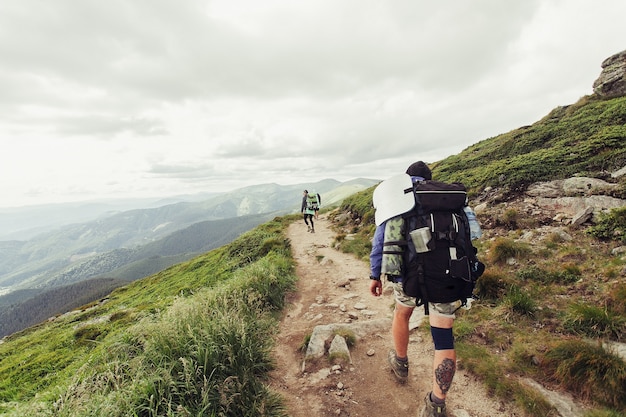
{"left": 399, "top": 180, "right": 483, "bottom": 311}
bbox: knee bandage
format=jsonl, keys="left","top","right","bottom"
{"left": 431, "top": 326, "right": 454, "bottom": 350}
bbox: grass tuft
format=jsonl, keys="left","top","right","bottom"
{"left": 543, "top": 340, "right": 626, "bottom": 410}
{"left": 563, "top": 303, "right": 626, "bottom": 341}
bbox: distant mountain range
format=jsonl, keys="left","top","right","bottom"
{"left": 0, "top": 178, "right": 378, "bottom": 338}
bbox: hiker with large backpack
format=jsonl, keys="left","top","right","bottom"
{"left": 301, "top": 190, "right": 316, "bottom": 233}
{"left": 368, "top": 161, "right": 484, "bottom": 417}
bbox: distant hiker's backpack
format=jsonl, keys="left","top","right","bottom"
{"left": 384, "top": 179, "right": 484, "bottom": 311}
{"left": 306, "top": 193, "right": 319, "bottom": 210}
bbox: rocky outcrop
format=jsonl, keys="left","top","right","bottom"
{"left": 593, "top": 49, "right": 626, "bottom": 98}
{"left": 524, "top": 175, "right": 626, "bottom": 225}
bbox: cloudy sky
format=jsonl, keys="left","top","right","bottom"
{"left": 1, "top": 0, "right": 625, "bottom": 208}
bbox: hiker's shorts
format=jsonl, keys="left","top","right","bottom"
{"left": 388, "top": 281, "right": 459, "bottom": 319}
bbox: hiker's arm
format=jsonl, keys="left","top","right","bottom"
{"left": 369, "top": 224, "right": 384, "bottom": 297}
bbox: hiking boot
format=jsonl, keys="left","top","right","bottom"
{"left": 387, "top": 350, "right": 408, "bottom": 382}
{"left": 307, "top": 225, "right": 311, "bottom": 232}
{"left": 311, "top": 228, "right": 315, "bottom": 233}
{"left": 420, "top": 392, "right": 446, "bottom": 417}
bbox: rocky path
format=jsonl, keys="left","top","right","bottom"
{"left": 268, "top": 215, "right": 523, "bottom": 417}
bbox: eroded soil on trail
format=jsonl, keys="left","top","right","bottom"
{"left": 268, "top": 215, "right": 523, "bottom": 417}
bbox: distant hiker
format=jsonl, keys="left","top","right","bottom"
{"left": 368, "top": 160, "right": 484, "bottom": 417}
{"left": 301, "top": 190, "right": 315, "bottom": 233}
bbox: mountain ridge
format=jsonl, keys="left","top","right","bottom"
{"left": 0, "top": 178, "right": 378, "bottom": 338}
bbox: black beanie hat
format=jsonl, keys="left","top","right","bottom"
{"left": 406, "top": 161, "right": 432, "bottom": 179}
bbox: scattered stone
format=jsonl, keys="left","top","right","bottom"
{"left": 519, "top": 231, "right": 534, "bottom": 241}
{"left": 329, "top": 335, "right": 352, "bottom": 364}
{"left": 339, "top": 304, "right": 347, "bottom": 312}
{"left": 474, "top": 202, "right": 488, "bottom": 213}
{"left": 521, "top": 378, "right": 585, "bottom": 417}
{"left": 320, "top": 257, "right": 334, "bottom": 266}
{"left": 604, "top": 340, "right": 626, "bottom": 362}
{"left": 611, "top": 246, "right": 626, "bottom": 256}
{"left": 612, "top": 165, "right": 626, "bottom": 178}
{"left": 353, "top": 302, "right": 367, "bottom": 310}
{"left": 571, "top": 206, "right": 594, "bottom": 227}
{"left": 553, "top": 213, "right": 569, "bottom": 223}
{"left": 366, "top": 348, "right": 376, "bottom": 356}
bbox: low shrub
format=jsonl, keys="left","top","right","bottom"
{"left": 587, "top": 207, "right": 626, "bottom": 242}
{"left": 563, "top": 303, "right": 626, "bottom": 341}
{"left": 543, "top": 340, "right": 626, "bottom": 410}
{"left": 475, "top": 270, "right": 507, "bottom": 301}
{"left": 504, "top": 285, "right": 536, "bottom": 317}
{"left": 516, "top": 264, "right": 581, "bottom": 284}
{"left": 490, "top": 238, "right": 531, "bottom": 264}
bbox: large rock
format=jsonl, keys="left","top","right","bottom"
{"left": 525, "top": 177, "right": 626, "bottom": 222}
{"left": 302, "top": 319, "right": 391, "bottom": 371}
{"left": 593, "top": 49, "right": 626, "bottom": 98}
{"left": 526, "top": 177, "right": 619, "bottom": 198}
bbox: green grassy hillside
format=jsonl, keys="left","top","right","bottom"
{"left": 433, "top": 95, "right": 626, "bottom": 196}
{"left": 0, "top": 278, "right": 129, "bottom": 338}
{"left": 0, "top": 216, "right": 298, "bottom": 416}
{"left": 0, "top": 213, "right": 276, "bottom": 340}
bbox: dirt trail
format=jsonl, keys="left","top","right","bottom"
{"left": 269, "top": 215, "right": 523, "bottom": 417}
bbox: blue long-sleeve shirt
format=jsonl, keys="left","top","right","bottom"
{"left": 369, "top": 222, "right": 385, "bottom": 279}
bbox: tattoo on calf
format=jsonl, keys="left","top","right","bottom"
{"left": 435, "top": 358, "right": 456, "bottom": 394}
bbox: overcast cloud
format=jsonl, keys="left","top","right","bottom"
{"left": 1, "top": 0, "right": 625, "bottom": 207}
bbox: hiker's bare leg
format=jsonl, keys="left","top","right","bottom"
{"left": 392, "top": 303, "right": 413, "bottom": 358}
{"left": 429, "top": 314, "right": 456, "bottom": 400}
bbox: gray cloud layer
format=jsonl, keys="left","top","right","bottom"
{"left": 1, "top": 0, "right": 625, "bottom": 206}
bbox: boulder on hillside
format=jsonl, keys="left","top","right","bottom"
{"left": 593, "top": 49, "right": 626, "bottom": 98}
